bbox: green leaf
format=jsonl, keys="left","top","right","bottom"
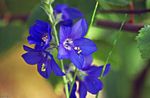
{"left": 136, "top": 25, "right": 150, "bottom": 59}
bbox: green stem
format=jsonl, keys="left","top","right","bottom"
{"left": 88, "top": 1, "right": 99, "bottom": 32}
{"left": 46, "top": 3, "right": 70, "bottom": 98}
{"left": 69, "top": 68, "right": 78, "bottom": 95}
{"left": 96, "top": 14, "right": 128, "bottom": 98}
{"left": 100, "top": 14, "right": 128, "bottom": 79}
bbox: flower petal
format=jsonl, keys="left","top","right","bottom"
{"left": 63, "top": 7, "right": 83, "bottom": 20}
{"left": 85, "top": 66, "right": 103, "bottom": 77}
{"left": 83, "top": 55, "right": 93, "bottom": 68}
{"left": 59, "top": 26, "right": 72, "bottom": 42}
{"left": 54, "top": 4, "right": 68, "bottom": 13}
{"left": 23, "top": 45, "right": 34, "bottom": 51}
{"left": 70, "top": 50, "right": 84, "bottom": 69}
{"left": 83, "top": 76, "right": 103, "bottom": 94}
{"left": 103, "top": 64, "right": 111, "bottom": 77}
{"left": 70, "top": 19, "right": 88, "bottom": 39}
{"left": 79, "top": 81, "right": 87, "bottom": 98}
{"left": 58, "top": 44, "right": 69, "bottom": 59}
{"left": 74, "top": 38, "right": 97, "bottom": 55}
{"left": 69, "top": 82, "right": 77, "bottom": 98}
{"left": 22, "top": 51, "right": 43, "bottom": 65}
{"left": 50, "top": 57, "right": 64, "bottom": 76}
{"left": 27, "top": 36, "right": 42, "bottom": 45}
{"left": 37, "top": 60, "right": 52, "bottom": 79}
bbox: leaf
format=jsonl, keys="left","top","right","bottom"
{"left": 136, "top": 25, "right": 150, "bottom": 59}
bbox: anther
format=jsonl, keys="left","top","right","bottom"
{"left": 41, "top": 64, "right": 46, "bottom": 72}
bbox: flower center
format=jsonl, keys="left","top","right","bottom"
{"left": 41, "top": 64, "right": 46, "bottom": 72}
{"left": 63, "top": 38, "right": 73, "bottom": 50}
{"left": 74, "top": 46, "right": 82, "bottom": 54}
{"left": 42, "top": 33, "right": 48, "bottom": 42}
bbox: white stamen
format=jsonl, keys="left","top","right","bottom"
{"left": 41, "top": 64, "right": 46, "bottom": 72}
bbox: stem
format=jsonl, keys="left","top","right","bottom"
{"left": 88, "top": 1, "right": 99, "bottom": 32}
{"left": 69, "top": 68, "right": 78, "bottom": 95}
{"left": 46, "top": 2, "right": 70, "bottom": 98}
{"left": 96, "top": 14, "right": 128, "bottom": 98}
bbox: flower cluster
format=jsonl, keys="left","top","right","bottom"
{"left": 22, "top": 4, "right": 110, "bottom": 98}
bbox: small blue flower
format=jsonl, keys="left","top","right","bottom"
{"left": 58, "top": 19, "right": 97, "bottom": 69}
{"left": 22, "top": 45, "right": 64, "bottom": 79}
{"left": 70, "top": 56, "right": 111, "bottom": 98}
{"left": 54, "top": 4, "right": 83, "bottom": 26}
{"left": 27, "top": 20, "right": 51, "bottom": 47}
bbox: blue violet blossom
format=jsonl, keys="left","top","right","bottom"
{"left": 58, "top": 19, "right": 97, "bottom": 69}
{"left": 69, "top": 56, "right": 111, "bottom": 98}
{"left": 22, "top": 20, "right": 64, "bottom": 78}
{"left": 54, "top": 4, "right": 83, "bottom": 26}
{"left": 27, "top": 20, "right": 52, "bottom": 47}
{"left": 22, "top": 45, "right": 64, "bottom": 78}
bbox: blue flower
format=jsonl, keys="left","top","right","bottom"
{"left": 54, "top": 4, "right": 83, "bottom": 26}
{"left": 22, "top": 45, "right": 64, "bottom": 79}
{"left": 70, "top": 56, "right": 111, "bottom": 98}
{"left": 58, "top": 19, "right": 97, "bottom": 69}
{"left": 27, "top": 20, "right": 51, "bottom": 47}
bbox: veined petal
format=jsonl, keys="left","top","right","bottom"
{"left": 84, "top": 76, "right": 103, "bottom": 94}
{"left": 50, "top": 57, "right": 64, "bottom": 76}
{"left": 63, "top": 7, "right": 83, "bottom": 20}
{"left": 59, "top": 26, "right": 72, "bottom": 42}
{"left": 83, "top": 55, "right": 93, "bottom": 68}
{"left": 103, "top": 64, "right": 111, "bottom": 77}
{"left": 71, "top": 19, "right": 88, "bottom": 39}
{"left": 85, "top": 66, "right": 103, "bottom": 77}
{"left": 22, "top": 51, "right": 43, "bottom": 65}
{"left": 58, "top": 44, "right": 69, "bottom": 59}
{"left": 74, "top": 38, "right": 97, "bottom": 55}
{"left": 70, "top": 50, "right": 84, "bottom": 69}
{"left": 37, "top": 60, "right": 52, "bottom": 79}
{"left": 79, "top": 81, "right": 87, "bottom": 98}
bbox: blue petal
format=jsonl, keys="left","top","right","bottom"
{"left": 83, "top": 76, "right": 103, "bottom": 94}
{"left": 59, "top": 19, "right": 73, "bottom": 26}
{"left": 59, "top": 26, "right": 72, "bottom": 42}
{"left": 34, "top": 20, "right": 51, "bottom": 34}
{"left": 68, "top": 83, "right": 77, "bottom": 98}
{"left": 37, "top": 60, "right": 52, "bottom": 79}
{"left": 58, "top": 44, "right": 69, "bottom": 59}
{"left": 23, "top": 45, "right": 34, "bottom": 51}
{"left": 70, "top": 19, "right": 88, "bottom": 39}
{"left": 22, "top": 51, "right": 43, "bottom": 65}
{"left": 54, "top": 4, "right": 68, "bottom": 13}
{"left": 84, "top": 66, "right": 103, "bottom": 77}
{"left": 27, "top": 36, "right": 42, "bottom": 45}
{"left": 63, "top": 7, "right": 83, "bottom": 20}
{"left": 70, "top": 50, "right": 84, "bottom": 69}
{"left": 74, "top": 38, "right": 97, "bottom": 55}
{"left": 79, "top": 81, "right": 87, "bottom": 98}
{"left": 103, "top": 64, "right": 111, "bottom": 77}
{"left": 50, "top": 57, "right": 64, "bottom": 76}
{"left": 83, "top": 55, "right": 93, "bottom": 68}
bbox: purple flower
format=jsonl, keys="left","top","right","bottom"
{"left": 70, "top": 56, "right": 111, "bottom": 98}
{"left": 54, "top": 4, "right": 83, "bottom": 26}
{"left": 58, "top": 19, "right": 97, "bottom": 69}
{"left": 27, "top": 20, "right": 51, "bottom": 47}
{"left": 22, "top": 45, "right": 64, "bottom": 79}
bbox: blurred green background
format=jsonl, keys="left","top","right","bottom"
{"left": 0, "top": 0, "right": 150, "bottom": 98}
